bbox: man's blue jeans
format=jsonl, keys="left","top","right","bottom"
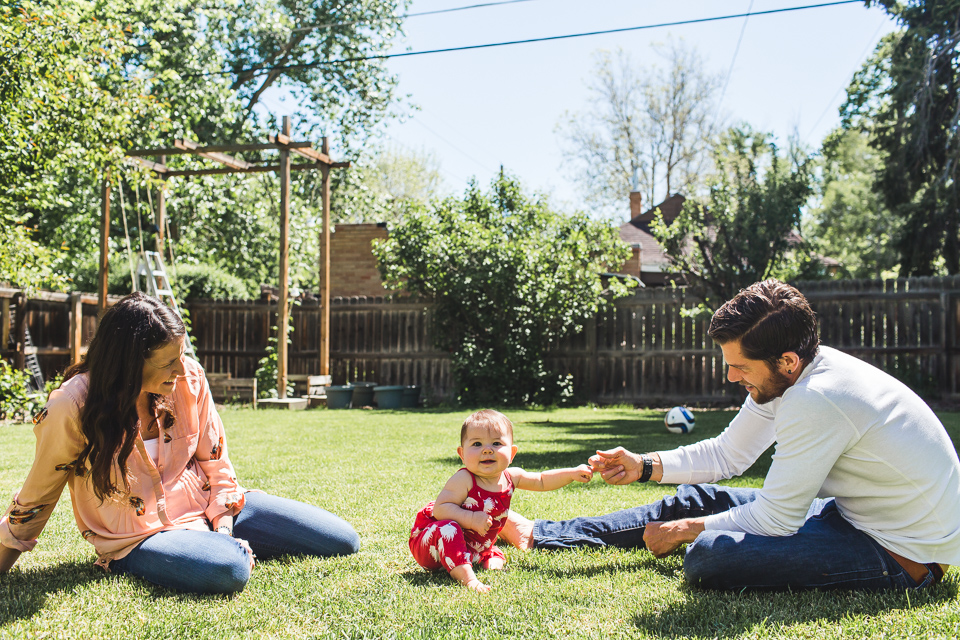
{"left": 534, "top": 484, "right": 930, "bottom": 591}
{"left": 110, "top": 492, "right": 360, "bottom": 594}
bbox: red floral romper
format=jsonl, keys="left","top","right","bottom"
{"left": 409, "top": 469, "right": 514, "bottom": 572}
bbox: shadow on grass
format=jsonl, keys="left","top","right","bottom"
{"left": 527, "top": 552, "right": 680, "bottom": 580}
{"left": 0, "top": 561, "right": 100, "bottom": 623}
{"left": 0, "top": 559, "right": 244, "bottom": 622}
{"left": 633, "top": 576, "right": 960, "bottom": 638}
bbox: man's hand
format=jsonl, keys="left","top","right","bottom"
{"left": 643, "top": 519, "right": 705, "bottom": 557}
{"left": 471, "top": 511, "right": 493, "bottom": 535}
{"left": 588, "top": 447, "right": 641, "bottom": 485}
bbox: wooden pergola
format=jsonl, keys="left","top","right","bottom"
{"left": 98, "top": 116, "right": 349, "bottom": 399}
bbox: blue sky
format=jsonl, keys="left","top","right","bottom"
{"left": 373, "top": 0, "right": 897, "bottom": 219}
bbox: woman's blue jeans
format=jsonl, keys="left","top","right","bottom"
{"left": 110, "top": 492, "right": 360, "bottom": 594}
{"left": 534, "top": 484, "right": 929, "bottom": 591}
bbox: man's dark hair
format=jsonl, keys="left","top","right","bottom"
{"left": 708, "top": 279, "right": 819, "bottom": 367}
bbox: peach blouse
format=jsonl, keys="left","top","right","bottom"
{"left": 0, "top": 358, "right": 244, "bottom": 567}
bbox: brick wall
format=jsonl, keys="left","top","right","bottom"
{"left": 324, "top": 223, "right": 390, "bottom": 298}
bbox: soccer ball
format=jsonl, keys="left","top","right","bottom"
{"left": 665, "top": 406, "right": 695, "bottom": 434}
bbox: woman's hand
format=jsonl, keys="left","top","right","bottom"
{"left": 0, "top": 544, "right": 21, "bottom": 573}
{"left": 235, "top": 537, "right": 256, "bottom": 571}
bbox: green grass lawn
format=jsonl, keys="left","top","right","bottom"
{"left": 2, "top": 406, "right": 960, "bottom": 639}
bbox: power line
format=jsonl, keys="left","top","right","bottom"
{"left": 290, "top": 0, "right": 539, "bottom": 34}
{"left": 186, "top": 0, "right": 863, "bottom": 79}
{"left": 714, "top": 0, "right": 754, "bottom": 125}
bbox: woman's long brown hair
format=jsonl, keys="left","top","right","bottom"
{"left": 63, "top": 292, "right": 185, "bottom": 501}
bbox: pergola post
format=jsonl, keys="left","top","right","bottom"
{"left": 155, "top": 155, "right": 167, "bottom": 257}
{"left": 98, "top": 173, "right": 111, "bottom": 315}
{"left": 121, "top": 118, "right": 349, "bottom": 406}
{"left": 319, "top": 137, "right": 331, "bottom": 376}
{"left": 277, "top": 116, "right": 292, "bottom": 399}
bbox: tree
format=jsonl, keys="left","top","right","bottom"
{"left": 24, "top": 0, "right": 409, "bottom": 297}
{"left": 373, "top": 172, "right": 634, "bottom": 405}
{"left": 0, "top": 3, "right": 167, "bottom": 291}
{"left": 331, "top": 146, "right": 446, "bottom": 225}
{"left": 651, "top": 126, "right": 816, "bottom": 308}
{"left": 841, "top": 1, "right": 960, "bottom": 275}
{"left": 557, "top": 42, "right": 722, "bottom": 219}
{"left": 805, "top": 127, "right": 901, "bottom": 279}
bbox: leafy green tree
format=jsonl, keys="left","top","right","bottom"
{"left": 331, "top": 146, "right": 446, "bottom": 225}
{"left": 652, "top": 126, "right": 816, "bottom": 308}
{"left": 25, "top": 0, "right": 408, "bottom": 296}
{"left": 806, "top": 127, "right": 901, "bottom": 279}
{"left": 0, "top": 3, "right": 166, "bottom": 291}
{"left": 373, "top": 173, "right": 634, "bottom": 406}
{"left": 842, "top": 1, "right": 960, "bottom": 275}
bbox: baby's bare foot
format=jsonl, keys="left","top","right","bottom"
{"left": 500, "top": 511, "right": 535, "bottom": 551}
{"left": 451, "top": 563, "right": 490, "bottom": 592}
{"left": 481, "top": 556, "right": 505, "bottom": 570}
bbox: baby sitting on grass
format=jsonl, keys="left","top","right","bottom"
{"left": 409, "top": 409, "right": 592, "bottom": 592}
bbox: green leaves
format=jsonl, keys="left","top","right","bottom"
{"left": 651, "top": 125, "right": 814, "bottom": 308}
{"left": 373, "top": 172, "right": 633, "bottom": 406}
{"left": 843, "top": 0, "right": 960, "bottom": 276}
{"left": 0, "top": 3, "right": 167, "bottom": 290}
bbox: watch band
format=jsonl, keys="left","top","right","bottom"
{"left": 637, "top": 454, "right": 653, "bottom": 483}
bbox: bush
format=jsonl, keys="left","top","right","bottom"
{"left": 0, "top": 359, "right": 41, "bottom": 421}
{"left": 172, "top": 263, "right": 252, "bottom": 300}
{"left": 374, "top": 172, "right": 634, "bottom": 406}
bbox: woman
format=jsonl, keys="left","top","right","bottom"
{"left": 0, "top": 292, "right": 359, "bottom": 594}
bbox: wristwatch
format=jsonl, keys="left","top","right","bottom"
{"left": 216, "top": 525, "right": 233, "bottom": 536}
{"left": 637, "top": 454, "right": 653, "bottom": 483}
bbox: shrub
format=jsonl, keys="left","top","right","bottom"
{"left": 172, "top": 263, "right": 252, "bottom": 300}
{"left": 0, "top": 359, "right": 40, "bottom": 421}
{"left": 374, "top": 172, "right": 634, "bottom": 406}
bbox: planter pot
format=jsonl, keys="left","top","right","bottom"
{"left": 325, "top": 386, "right": 353, "bottom": 409}
{"left": 401, "top": 385, "right": 421, "bottom": 409}
{"left": 350, "top": 382, "right": 377, "bottom": 407}
{"left": 373, "top": 385, "right": 405, "bottom": 409}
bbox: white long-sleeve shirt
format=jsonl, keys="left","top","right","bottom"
{"left": 657, "top": 346, "right": 960, "bottom": 565}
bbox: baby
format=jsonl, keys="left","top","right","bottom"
{"left": 409, "top": 409, "right": 593, "bottom": 592}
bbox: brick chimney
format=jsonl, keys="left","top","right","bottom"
{"left": 629, "top": 192, "right": 642, "bottom": 220}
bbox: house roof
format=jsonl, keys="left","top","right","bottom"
{"left": 619, "top": 193, "right": 841, "bottom": 273}
{"left": 619, "top": 194, "right": 686, "bottom": 270}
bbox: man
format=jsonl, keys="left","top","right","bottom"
{"left": 505, "top": 279, "right": 960, "bottom": 590}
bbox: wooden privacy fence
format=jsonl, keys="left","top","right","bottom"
{"left": 6, "top": 275, "right": 960, "bottom": 404}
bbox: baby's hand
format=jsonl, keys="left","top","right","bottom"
{"left": 571, "top": 464, "right": 593, "bottom": 483}
{"left": 472, "top": 511, "right": 493, "bottom": 535}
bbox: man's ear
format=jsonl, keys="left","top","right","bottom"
{"left": 780, "top": 351, "right": 802, "bottom": 375}
{"left": 509, "top": 444, "right": 518, "bottom": 463}
{"left": 457, "top": 446, "right": 465, "bottom": 463}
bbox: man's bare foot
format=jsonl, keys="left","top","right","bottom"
{"left": 450, "top": 563, "right": 491, "bottom": 592}
{"left": 500, "top": 511, "right": 535, "bottom": 551}
{"left": 481, "top": 555, "right": 505, "bottom": 570}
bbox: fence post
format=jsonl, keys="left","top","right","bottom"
{"left": 1, "top": 297, "right": 9, "bottom": 353}
{"left": 585, "top": 314, "right": 597, "bottom": 402}
{"left": 70, "top": 292, "right": 84, "bottom": 365}
{"left": 13, "top": 292, "right": 26, "bottom": 371}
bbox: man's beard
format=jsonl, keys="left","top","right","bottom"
{"left": 747, "top": 367, "right": 793, "bottom": 405}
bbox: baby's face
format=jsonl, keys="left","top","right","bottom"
{"left": 458, "top": 425, "right": 516, "bottom": 480}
